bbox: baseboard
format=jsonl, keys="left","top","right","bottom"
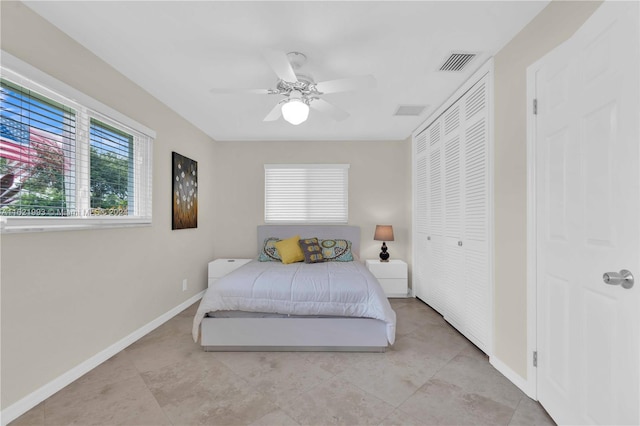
{"left": 490, "top": 355, "right": 536, "bottom": 399}
{"left": 0, "top": 291, "right": 205, "bottom": 426}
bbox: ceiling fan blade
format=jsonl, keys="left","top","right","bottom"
{"left": 262, "top": 49, "right": 298, "bottom": 83}
{"left": 263, "top": 102, "right": 283, "bottom": 122}
{"left": 309, "top": 98, "right": 350, "bottom": 121}
{"left": 210, "top": 88, "right": 271, "bottom": 95}
{"left": 315, "top": 75, "right": 376, "bottom": 94}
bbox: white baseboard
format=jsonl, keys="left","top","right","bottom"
{"left": 490, "top": 355, "right": 536, "bottom": 399}
{"left": 0, "top": 291, "right": 205, "bottom": 426}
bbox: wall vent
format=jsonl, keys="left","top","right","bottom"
{"left": 394, "top": 105, "right": 428, "bottom": 116}
{"left": 439, "top": 52, "right": 477, "bottom": 72}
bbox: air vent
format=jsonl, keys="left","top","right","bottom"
{"left": 394, "top": 105, "right": 428, "bottom": 116}
{"left": 439, "top": 52, "right": 477, "bottom": 72}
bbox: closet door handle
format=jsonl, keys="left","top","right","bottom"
{"left": 458, "top": 241, "right": 463, "bottom": 247}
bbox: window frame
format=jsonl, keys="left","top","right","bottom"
{"left": 0, "top": 52, "right": 154, "bottom": 233}
{"left": 264, "top": 163, "right": 349, "bottom": 224}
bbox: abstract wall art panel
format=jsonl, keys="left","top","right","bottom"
{"left": 172, "top": 152, "right": 198, "bottom": 230}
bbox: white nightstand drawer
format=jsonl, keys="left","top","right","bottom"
{"left": 378, "top": 278, "right": 409, "bottom": 297}
{"left": 208, "top": 258, "right": 252, "bottom": 288}
{"left": 365, "top": 259, "right": 409, "bottom": 298}
{"left": 365, "top": 260, "right": 408, "bottom": 279}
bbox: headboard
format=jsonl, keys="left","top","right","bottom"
{"left": 257, "top": 225, "right": 361, "bottom": 258}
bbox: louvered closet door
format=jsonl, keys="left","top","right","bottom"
{"left": 412, "top": 67, "right": 491, "bottom": 354}
{"left": 428, "top": 122, "right": 446, "bottom": 314}
{"left": 442, "top": 105, "right": 464, "bottom": 330}
{"left": 461, "top": 78, "right": 490, "bottom": 352}
{"left": 413, "top": 130, "right": 429, "bottom": 300}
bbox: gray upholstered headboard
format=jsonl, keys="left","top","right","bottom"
{"left": 257, "top": 225, "right": 361, "bottom": 258}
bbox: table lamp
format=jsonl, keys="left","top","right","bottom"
{"left": 374, "top": 225, "right": 394, "bottom": 262}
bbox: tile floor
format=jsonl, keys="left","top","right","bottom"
{"left": 11, "top": 298, "right": 555, "bottom": 426}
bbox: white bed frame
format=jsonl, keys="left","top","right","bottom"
{"left": 200, "top": 225, "right": 389, "bottom": 352}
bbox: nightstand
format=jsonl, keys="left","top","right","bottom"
{"left": 365, "top": 259, "right": 409, "bottom": 297}
{"left": 208, "top": 258, "right": 252, "bottom": 288}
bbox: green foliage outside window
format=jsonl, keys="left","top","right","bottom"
{"left": 90, "top": 147, "right": 129, "bottom": 211}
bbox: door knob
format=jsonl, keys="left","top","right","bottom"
{"left": 602, "top": 270, "right": 634, "bottom": 289}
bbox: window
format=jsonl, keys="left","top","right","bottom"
{"left": 0, "top": 60, "right": 153, "bottom": 232}
{"left": 264, "top": 164, "right": 349, "bottom": 223}
{"left": 89, "top": 119, "right": 133, "bottom": 213}
{"left": 0, "top": 80, "right": 74, "bottom": 215}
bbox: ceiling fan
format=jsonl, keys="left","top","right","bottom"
{"left": 210, "top": 50, "right": 376, "bottom": 125}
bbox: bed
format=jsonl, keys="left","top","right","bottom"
{"left": 192, "top": 225, "right": 396, "bottom": 352}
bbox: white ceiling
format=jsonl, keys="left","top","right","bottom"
{"left": 24, "top": 1, "right": 548, "bottom": 142}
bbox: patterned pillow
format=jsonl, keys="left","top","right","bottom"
{"left": 319, "top": 239, "right": 353, "bottom": 262}
{"left": 258, "top": 237, "right": 281, "bottom": 262}
{"left": 299, "top": 237, "right": 325, "bottom": 264}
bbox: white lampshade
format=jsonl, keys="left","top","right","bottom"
{"left": 281, "top": 99, "right": 309, "bottom": 125}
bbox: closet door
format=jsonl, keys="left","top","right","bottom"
{"left": 461, "top": 78, "right": 491, "bottom": 351}
{"left": 412, "top": 61, "right": 492, "bottom": 354}
{"left": 428, "top": 122, "right": 446, "bottom": 314}
{"left": 442, "top": 105, "right": 464, "bottom": 330}
{"left": 413, "top": 130, "right": 429, "bottom": 300}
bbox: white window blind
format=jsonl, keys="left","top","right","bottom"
{"left": 264, "top": 164, "right": 349, "bottom": 223}
{"left": 0, "top": 61, "right": 153, "bottom": 232}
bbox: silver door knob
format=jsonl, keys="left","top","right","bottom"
{"left": 602, "top": 270, "right": 634, "bottom": 289}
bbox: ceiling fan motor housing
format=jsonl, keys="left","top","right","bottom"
{"left": 272, "top": 52, "right": 319, "bottom": 98}
{"left": 276, "top": 78, "right": 318, "bottom": 98}
{"left": 286, "top": 52, "right": 307, "bottom": 70}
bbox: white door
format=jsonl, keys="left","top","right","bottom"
{"left": 412, "top": 68, "right": 492, "bottom": 353}
{"left": 462, "top": 78, "right": 491, "bottom": 352}
{"left": 414, "top": 130, "right": 429, "bottom": 300}
{"left": 428, "top": 126, "right": 446, "bottom": 314}
{"left": 534, "top": 2, "right": 639, "bottom": 424}
{"left": 443, "top": 105, "right": 464, "bottom": 331}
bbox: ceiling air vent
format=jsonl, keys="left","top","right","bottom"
{"left": 439, "top": 52, "right": 477, "bottom": 72}
{"left": 394, "top": 105, "right": 427, "bottom": 117}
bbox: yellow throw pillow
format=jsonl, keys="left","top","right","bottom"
{"left": 274, "top": 235, "right": 305, "bottom": 264}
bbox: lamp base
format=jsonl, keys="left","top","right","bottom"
{"left": 379, "top": 242, "right": 390, "bottom": 262}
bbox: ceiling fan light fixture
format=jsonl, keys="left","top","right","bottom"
{"left": 281, "top": 99, "right": 309, "bottom": 125}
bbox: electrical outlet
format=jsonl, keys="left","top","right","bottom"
{"left": 182, "top": 279, "right": 188, "bottom": 292}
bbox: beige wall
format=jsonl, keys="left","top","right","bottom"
{"left": 493, "top": 0, "right": 602, "bottom": 377}
{"left": 0, "top": 2, "right": 217, "bottom": 409}
{"left": 211, "top": 139, "right": 412, "bottom": 263}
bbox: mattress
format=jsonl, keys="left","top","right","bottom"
{"left": 192, "top": 260, "right": 396, "bottom": 344}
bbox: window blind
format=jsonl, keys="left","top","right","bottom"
{"left": 264, "top": 164, "right": 349, "bottom": 223}
{"left": 89, "top": 118, "right": 133, "bottom": 213}
{"left": 1, "top": 79, "right": 76, "bottom": 213}
{"left": 0, "top": 64, "right": 153, "bottom": 232}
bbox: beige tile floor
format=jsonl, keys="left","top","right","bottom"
{"left": 11, "top": 298, "right": 555, "bottom": 426}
